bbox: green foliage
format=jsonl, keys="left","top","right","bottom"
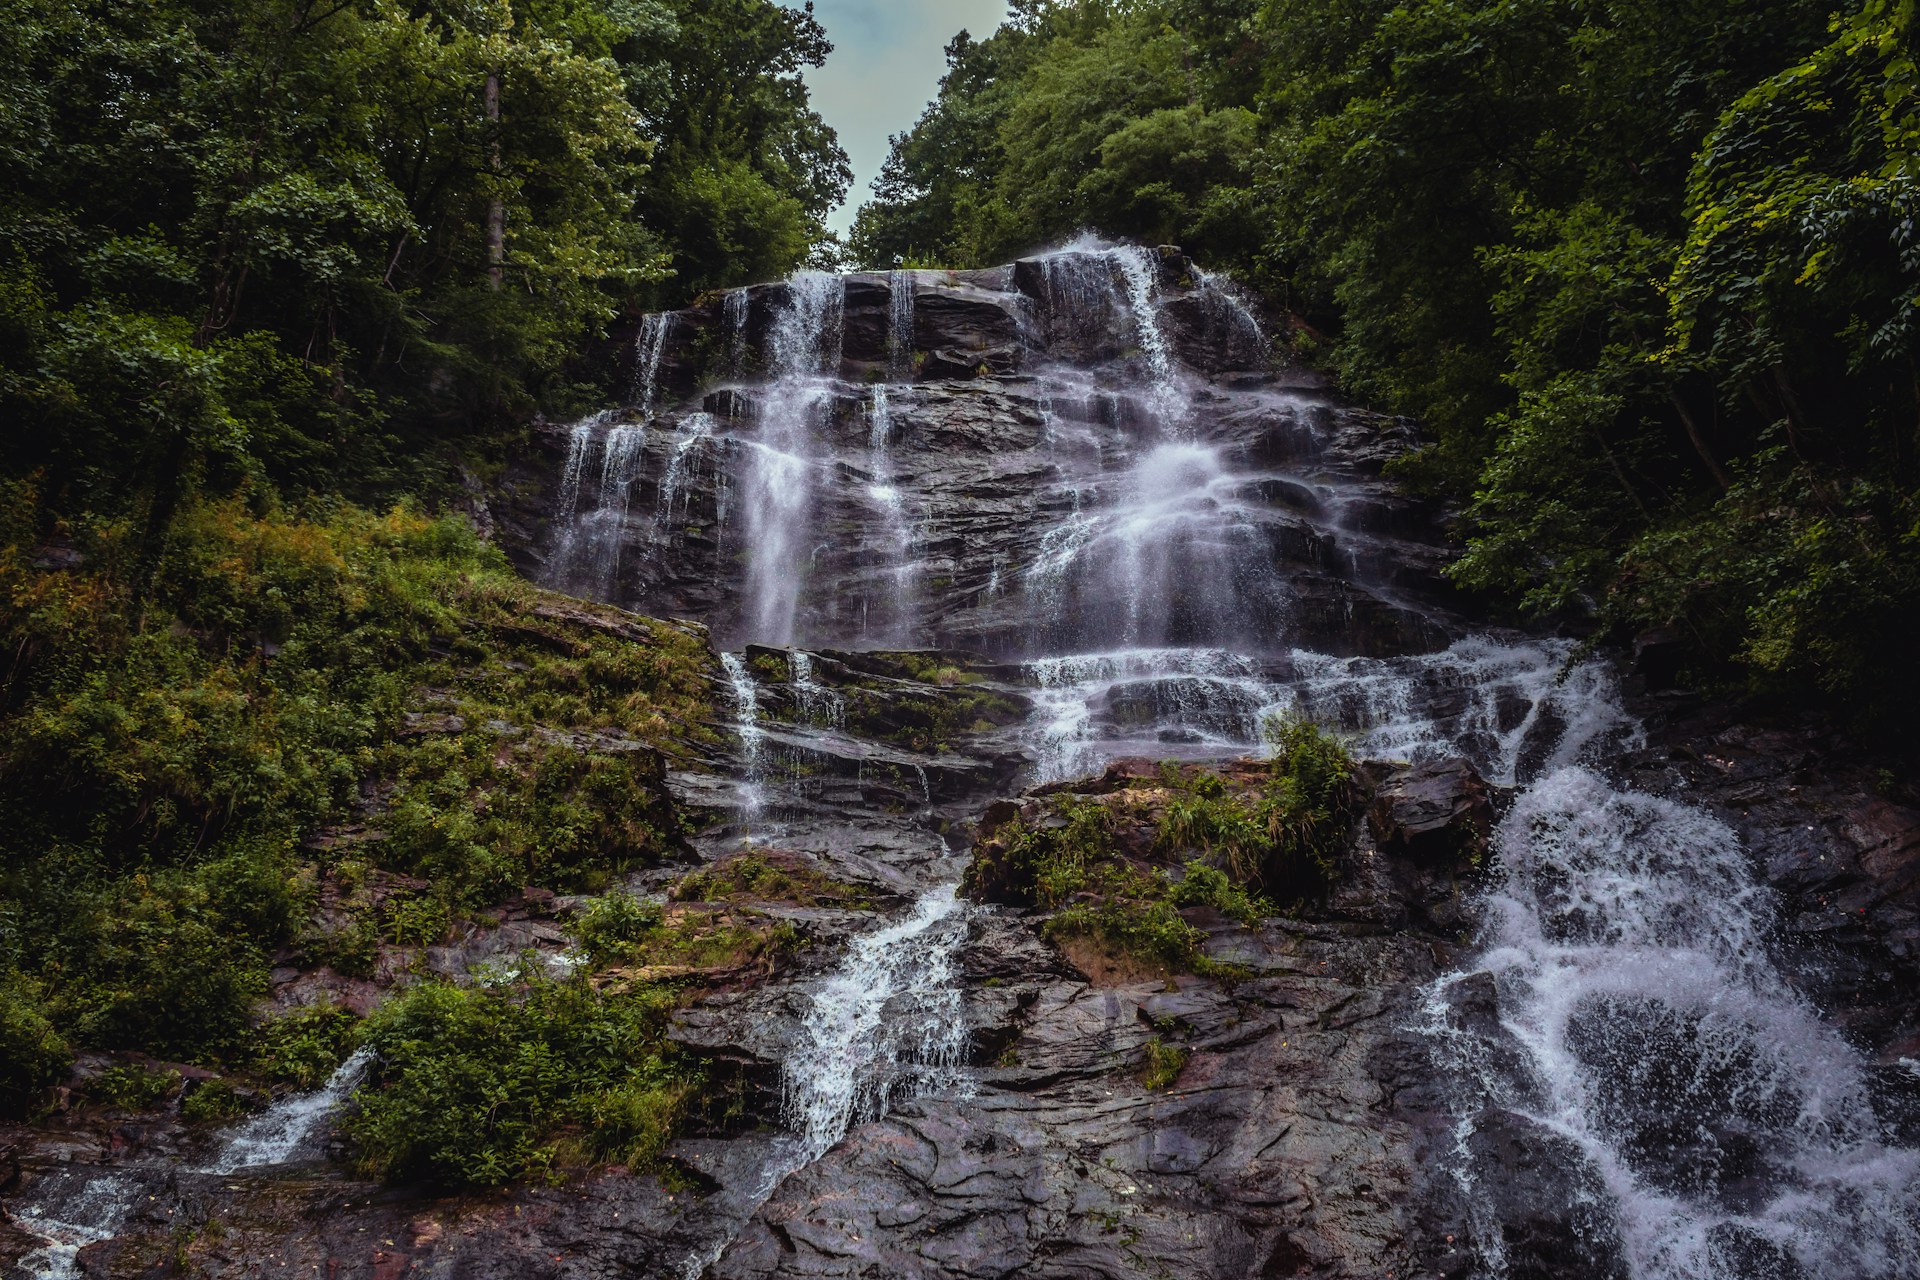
{"left": 670, "top": 850, "right": 869, "bottom": 908}
{"left": 1155, "top": 719, "right": 1357, "bottom": 886}
{"left": 573, "top": 889, "right": 665, "bottom": 965}
{"left": 0, "top": 499, "right": 711, "bottom": 1069}
{"left": 0, "top": 977, "right": 69, "bottom": 1117}
{"left": 1139, "top": 1037, "right": 1188, "bottom": 1091}
{"left": 89, "top": 1064, "right": 181, "bottom": 1112}
{"left": 856, "top": 0, "right": 1920, "bottom": 726}
{"left": 254, "top": 1002, "right": 361, "bottom": 1090}
{"left": 346, "top": 971, "right": 697, "bottom": 1187}
{"left": 0, "top": 0, "right": 842, "bottom": 534}
{"left": 181, "top": 1078, "right": 251, "bottom": 1124}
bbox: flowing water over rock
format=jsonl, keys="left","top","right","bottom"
{"left": 11, "top": 240, "right": 1917, "bottom": 1279}
{"left": 203, "top": 1047, "right": 375, "bottom": 1175}
{"left": 499, "top": 239, "right": 1919, "bottom": 1279}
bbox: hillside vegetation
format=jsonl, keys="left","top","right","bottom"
{"left": 854, "top": 0, "right": 1920, "bottom": 725}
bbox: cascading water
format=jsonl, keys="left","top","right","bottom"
{"left": 12, "top": 1172, "right": 135, "bottom": 1280}
{"left": 550, "top": 416, "right": 647, "bottom": 597}
{"left": 719, "top": 651, "right": 765, "bottom": 818}
{"left": 782, "top": 883, "right": 970, "bottom": 1160}
{"left": 735, "top": 272, "right": 843, "bottom": 646}
{"left": 887, "top": 268, "right": 915, "bottom": 382}
{"left": 863, "top": 386, "right": 918, "bottom": 641}
{"left": 633, "top": 313, "right": 674, "bottom": 417}
{"left": 1426, "top": 771, "right": 1920, "bottom": 1279}
{"left": 204, "top": 1046, "right": 375, "bottom": 1174}
{"left": 528, "top": 237, "right": 1919, "bottom": 1277}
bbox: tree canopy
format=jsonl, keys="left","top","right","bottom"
{"left": 0, "top": 0, "right": 847, "bottom": 523}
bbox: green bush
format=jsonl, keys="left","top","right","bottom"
{"left": 181, "top": 1078, "right": 251, "bottom": 1123}
{"left": 89, "top": 1064, "right": 180, "bottom": 1111}
{"left": 0, "top": 978, "right": 70, "bottom": 1117}
{"left": 254, "top": 1003, "right": 360, "bottom": 1089}
{"left": 346, "top": 974, "right": 696, "bottom": 1188}
{"left": 573, "top": 890, "right": 664, "bottom": 965}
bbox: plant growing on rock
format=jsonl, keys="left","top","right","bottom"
{"left": 346, "top": 972, "right": 699, "bottom": 1189}
{"left": 669, "top": 849, "right": 870, "bottom": 908}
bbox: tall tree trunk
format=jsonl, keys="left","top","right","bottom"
{"left": 485, "top": 70, "right": 504, "bottom": 291}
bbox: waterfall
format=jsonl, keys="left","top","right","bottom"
{"left": 736, "top": 272, "right": 843, "bottom": 645}
{"left": 512, "top": 245, "right": 1920, "bottom": 1279}
{"left": 1192, "top": 264, "right": 1267, "bottom": 364}
{"left": 1108, "top": 244, "right": 1184, "bottom": 426}
{"left": 865, "top": 387, "right": 917, "bottom": 642}
{"left": 205, "top": 1046, "right": 375, "bottom": 1174}
{"left": 548, "top": 414, "right": 648, "bottom": 599}
{"left": 725, "top": 288, "right": 751, "bottom": 375}
{"left": 1427, "top": 770, "right": 1920, "bottom": 1279}
{"left": 632, "top": 313, "right": 674, "bottom": 416}
{"left": 788, "top": 650, "right": 845, "bottom": 729}
{"left": 719, "top": 651, "right": 765, "bottom": 818}
{"left": 782, "top": 884, "right": 970, "bottom": 1160}
{"left": 653, "top": 412, "right": 715, "bottom": 545}
{"left": 12, "top": 1172, "right": 136, "bottom": 1280}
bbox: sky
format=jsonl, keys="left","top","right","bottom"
{"left": 794, "top": 1, "right": 1011, "bottom": 238}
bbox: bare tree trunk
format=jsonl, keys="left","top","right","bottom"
{"left": 485, "top": 70, "right": 504, "bottom": 290}
{"left": 1669, "top": 390, "right": 1731, "bottom": 491}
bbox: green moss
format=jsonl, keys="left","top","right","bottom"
{"left": 670, "top": 850, "right": 870, "bottom": 908}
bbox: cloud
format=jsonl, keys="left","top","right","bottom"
{"left": 795, "top": 1, "right": 1010, "bottom": 236}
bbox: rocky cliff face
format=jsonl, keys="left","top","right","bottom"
{"left": 6, "top": 242, "right": 1919, "bottom": 1280}
{"left": 492, "top": 243, "right": 1453, "bottom": 661}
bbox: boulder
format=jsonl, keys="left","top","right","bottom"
{"left": 1366, "top": 757, "right": 1493, "bottom": 863}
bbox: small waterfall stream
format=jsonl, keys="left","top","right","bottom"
{"left": 202, "top": 1046, "right": 374, "bottom": 1174}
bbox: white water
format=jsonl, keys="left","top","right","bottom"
{"left": 632, "top": 313, "right": 674, "bottom": 416}
{"left": 203, "top": 1047, "right": 374, "bottom": 1174}
{"left": 1427, "top": 769, "right": 1920, "bottom": 1279}
{"left": 719, "top": 651, "right": 765, "bottom": 818}
{"left": 788, "top": 650, "right": 845, "bottom": 730}
{"left": 653, "top": 412, "right": 715, "bottom": 546}
{"left": 737, "top": 272, "right": 843, "bottom": 644}
{"left": 888, "top": 268, "right": 916, "bottom": 382}
{"left": 724, "top": 288, "right": 751, "bottom": 375}
{"left": 550, "top": 417, "right": 647, "bottom": 597}
{"left": 865, "top": 386, "right": 918, "bottom": 641}
{"left": 782, "top": 884, "right": 971, "bottom": 1159}
{"left": 13, "top": 1172, "right": 135, "bottom": 1280}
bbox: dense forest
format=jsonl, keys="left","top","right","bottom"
{"left": 0, "top": 0, "right": 840, "bottom": 1130}
{"left": 1, "top": 0, "right": 1916, "bottom": 1196}
{"left": 856, "top": 0, "right": 1920, "bottom": 727}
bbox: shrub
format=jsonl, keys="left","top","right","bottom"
{"left": 573, "top": 890, "right": 663, "bottom": 964}
{"left": 0, "top": 978, "right": 70, "bottom": 1117}
{"left": 346, "top": 974, "right": 696, "bottom": 1188}
{"left": 254, "top": 1002, "right": 360, "bottom": 1089}
{"left": 181, "top": 1078, "right": 250, "bottom": 1123}
{"left": 89, "top": 1064, "right": 180, "bottom": 1111}
{"left": 1140, "top": 1038, "right": 1189, "bottom": 1091}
